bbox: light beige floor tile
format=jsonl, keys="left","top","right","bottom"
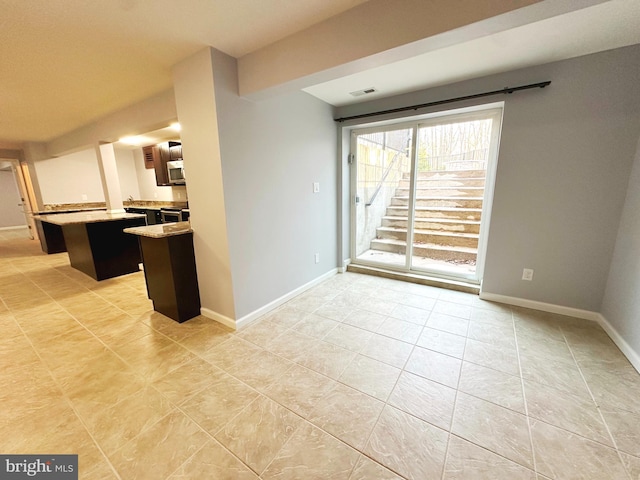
{"left": 359, "top": 297, "right": 399, "bottom": 316}
{"left": 600, "top": 407, "right": 640, "bottom": 456}
{"left": 236, "top": 318, "right": 290, "bottom": 348}
{"left": 323, "top": 323, "right": 373, "bottom": 351}
{"left": 292, "top": 313, "right": 340, "bottom": 339}
{"left": 531, "top": 419, "right": 628, "bottom": 480}
{"left": 215, "top": 395, "right": 303, "bottom": 475}
{"left": 452, "top": 392, "right": 533, "bottom": 469}
{"left": 514, "top": 319, "right": 566, "bottom": 345}
{"left": 262, "top": 422, "right": 359, "bottom": 479}
{"left": 388, "top": 371, "right": 456, "bottom": 430}
{"left": 168, "top": 440, "right": 258, "bottom": 479}
{"left": 517, "top": 334, "right": 575, "bottom": 365}
{"left": 83, "top": 385, "right": 173, "bottom": 456}
{"left": 176, "top": 324, "right": 234, "bottom": 355}
{"left": 433, "top": 300, "right": 472, "bottom": 319}
{"left": 417, "top": 327, "right": 466, "bottom": 358}
{"left": 468, "top": 321, "right": 515, "bottom": 348}
{"left": 360, "top": 333, "right": 413, "bottom": 368}
{"left": 470, "top": 307, "right": 513, "bottom": 326}
{"left": 440, "top": 289, "right": 477, "bottom": 305}
{"left": 308, "top": 383, "right": 384, "bottom": 450}
{"left": 200, "top": 336, "right": 263, "bottom": 372}
{"left": 263, "top": 305, "right": 310, "bottom": 327}
{"left": 314, "top": 303, "right": 357, "bottom": 321}
{"left": 365, "top": 405, "right": 449, "bottom": 480}
{"left": 180, "top": 372, "right": 259, "bottom": 435}
{"left": 444, "top": 435, "right": 536, "bottom": 480}
{"left": 400, "top": 293, "right": 437, "bottom": 311}
{"left": 464, "top": 338, "right": 520, "bottom": 376}
{"left": 109, "top": 409, "right": 209, "bottom": 479}
{"left": 376, "top": 316, "right": 422, "bottom": 343}
{"left": 338, "top": 354, "right": 401, "bottom": 401}
{"left": 151, "top": 357, "right": 225, "bottom": 405}
{"left": 459, "top": 361, "right": 525, "bottom": 413}
{"left": 390, "top": 304, "right": 430, "bottom": 325}
{"left": 349, "top": 456, "right": 404, "bottom": 480}
{"left": 265, "top": 330, "right": 319, "bottom": 362}
{"left": 580, "top": 363, "right": 640, "bottom": 413}
{"left": 405, "top": 346, "right": 462, "bottom": 388}
{"left": 519, "top": 352, "right": 591, "bottom": 399}
{"left": 343, "top": 309, "right": 387, "bottom": 332}
{"left": 226, "top": 349, "right": 293, "bottom": 390}
{"left": 427, "top": 311, "right": 470, "bottom": 336}
{"left": 285, "top": 292, "right": 326, "bottom": 312}
{"left": 263, "top": 364, "right": 336, "bottom": 417}
{"left": 525, "top": 380, "right": 612, "bottom": 446}
{"left": 621, "top": 452, "right": 640, "bottom": 480}
{"left": 298, "top": 340, "right": 357, "bottom": 379}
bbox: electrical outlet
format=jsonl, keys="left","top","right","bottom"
{"left": 522, "top": 268, "right": 534, "bottom": 281}
{"left": 314, "top": 253, "right": 320, "bottom": 264}
{"left": 313, "top": 182, "right": 320, "bottom": 193}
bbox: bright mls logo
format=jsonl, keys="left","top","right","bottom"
{"left": 1, "top": 455, "right": 77, "bottom": 479}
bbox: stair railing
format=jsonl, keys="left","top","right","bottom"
{"left": 365, "top": 153, "right": 400, "bottom": 207}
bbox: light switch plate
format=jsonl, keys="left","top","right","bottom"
{"left": 313, "top": 182, "right": 320, "bottom": 193}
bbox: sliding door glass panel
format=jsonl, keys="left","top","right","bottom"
{"left": 354, "top": 127, "right": 413, "bottom": 268}
{"left": 410, "top": 116, "right": 494, "bottom": 279}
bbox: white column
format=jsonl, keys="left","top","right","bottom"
{"left": 95, "top": 142, "right": 124, "bottom": 213}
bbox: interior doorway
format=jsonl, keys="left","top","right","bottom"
{"left": 351, "top": 104, "right": 503, "bottom": 284}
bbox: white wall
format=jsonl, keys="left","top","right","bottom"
{"left": 0, "top": 170, "right": 27, "bottom": 228}
{"left": 115, "top": 148, "right": 141, "bottom": 200}
{"left": 34, "top": 148, "right": 105, "bottom": 204}
{"left": 211, "top": 48, "right": 338, "bottom": 319}
{"left": 601, "top": 135, "right": 640, "bottom": 367}
{"left": 336, "top": 45, "right": 640, "bottom": 312}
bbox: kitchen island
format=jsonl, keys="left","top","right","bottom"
{"left": 37, "top": 211, "right": 146, "bottom": 280}
{"left": 124, "top": 222, "right": 200, "bottom": 323}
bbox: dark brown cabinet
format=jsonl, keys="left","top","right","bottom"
{"left": 143, "top": 141, "right": 182, "bottom": 187}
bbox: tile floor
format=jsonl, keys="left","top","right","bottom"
{"left": 1, "top": 227, "right": 640, "bottom": 479}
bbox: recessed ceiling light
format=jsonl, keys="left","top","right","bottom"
{"left": 170, "top": 122, "right": 181, "bottom": 131}
{"left": 349, "top": 87, "right": 377, "bottom": 97}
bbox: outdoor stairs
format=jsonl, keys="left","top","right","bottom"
{"left": 370, "top": 170, "right": 485, "bottom": 263}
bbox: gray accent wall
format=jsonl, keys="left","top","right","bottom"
{"left": 209, "top": 49, "right": 338, "bottom": 319}
{"left": 601, "top": 136, "right": 640, "bottom": 361}
{"left": 335, "top": 45, "right": 640, "bottom": 312}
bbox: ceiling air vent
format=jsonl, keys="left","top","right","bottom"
{"left": 349, "top": 87, "right": 377, "bottom": 97}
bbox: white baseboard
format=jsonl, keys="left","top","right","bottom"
{"left": 338, "top": 258, "right": 351, "bottom": 273}
{"left": 200, "top": 268, "right": 338, "bottom": 330}
{"left": 0, "top": 225, "right": 28, "bottom": 231}
{"left": 597, "top": 313, "right": 640, "bottom": 374}
{"left": 479, "top": 292, "right": 600, "bottom": 322}
{"left": 200, "top": 308, "right": 237, "bottom": 330}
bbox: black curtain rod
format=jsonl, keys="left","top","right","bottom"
{"left": 333, "top": 81, "right": 551, "bottom": 123}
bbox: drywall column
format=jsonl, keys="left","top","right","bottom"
{"left": 95, "top": 143, "right": 124, "bottom": 213}
{"left": 172, "top": 47, "right": 237, "bottom": 324}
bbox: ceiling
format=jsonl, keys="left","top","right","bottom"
{"left": 1, "top": 0, "right": 639, "bottom": 145}
{"left": 304, "top": 0, "right": 640, "bottom": 106}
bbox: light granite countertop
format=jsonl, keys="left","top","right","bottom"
{"left": 35, "top": 211, "right": 146, "bottom": 225}
{"left": 123, "top": 221, "right": 192, "bottom": 238}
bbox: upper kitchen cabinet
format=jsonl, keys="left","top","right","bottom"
{"left": 143, "top": 141, "right": 182, "bottom": 186}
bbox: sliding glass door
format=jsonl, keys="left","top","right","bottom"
{"left": 351, "top": 105, "right": 503, "bottom": 283}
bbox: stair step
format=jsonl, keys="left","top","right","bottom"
{"left": 376, "top": 226, "right": 479, "bottom": 248}
{"left": 391, "top": 196, "right": 483, "bottom": 208}
{"left": 381, "top": 216, "right": 481, "bottom": 234}
{"left": 386, "top": 206, "right": 482, "bottom": 221}
{"left": 395, "top": 186, "right": 485, "bottom": 197}
{"left": 398, "top": 178, "right": 486, "bottom": 188}
{"left": 370, "top": 238, "right": 478, "bottom": 262}
{"left": 403, "top": 170, "right": 486, "bottom": 180}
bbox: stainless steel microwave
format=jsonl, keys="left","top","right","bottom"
{"left": 167, "top": 160, "right": 185, "bottom": 184}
